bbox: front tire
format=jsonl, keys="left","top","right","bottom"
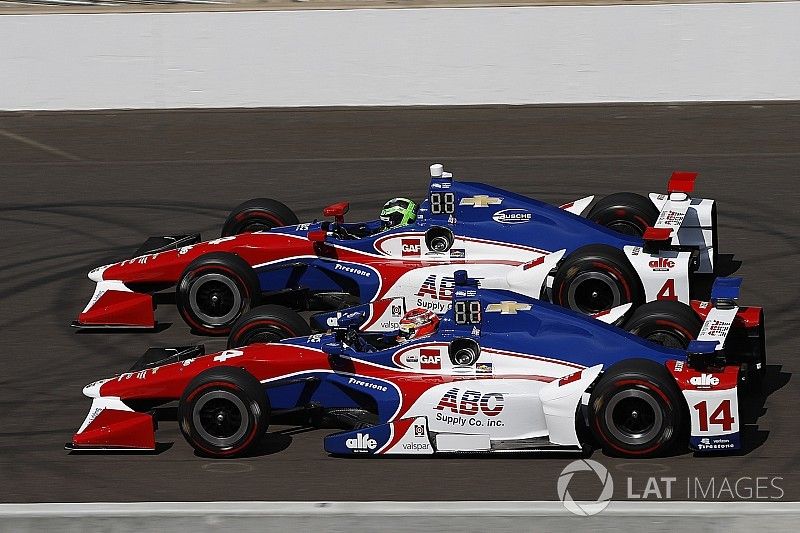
{"left": 228, "top": 305, "right": 312, "bottom": 348}
{"left": 623, "top": 300, "right": 702, "bottom": 349}
{"left": 221, "top": 198, "right": 299, "bottom": 237}
{"left": 586, "top": 192, "right": 659, "bottom": 236}
{"left": 589, "top": 359, "right": 685, "bottom": 457}
{"left": 179, "top": 367, "right": 269, "bottom": 458}
{"left": 552, "top": 245, "right": 643, "bottom": 316}
{"left": 177, "top": 252, "right": 260, "bottom": 335}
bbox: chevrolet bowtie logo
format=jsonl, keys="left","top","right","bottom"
{"left": 459, "top": 195, "right": 502, "bottom": 208}
{"left": 486, "top": 301, "right": 532, "bottom": 314}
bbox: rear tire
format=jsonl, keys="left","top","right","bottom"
{"left": 177, "top": 252, "right": 260, "bottom": 336}
{"left": 221, "top": 198, "right": 299, "bottom": 237}
{"left": 179, "top": 367, "right": 269, "bottom": 458}
{"left": 586, "top": 193, "right": 659, "bottom": 236}
{"left": 228, "top": 305, "right": 312, "bottom": 348}
{"left": 552, "top": 245, "right": 643, "bottom": 316}
{"left": 589, "top": 359, "right": 685, "bottom": 458}
{"left": 623, "top": 300, "right": 702, "bottom": 349}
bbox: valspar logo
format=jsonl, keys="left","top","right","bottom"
{"left": 492, "top": 208, "right": 532, "bottom": 225}
{"left": 689, "top": 373, "right": 720, "bottom": 388}
{"left": 346, "top": 433, "right": 377, "bottom": 452}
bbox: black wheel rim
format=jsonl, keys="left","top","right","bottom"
{"left": 605, "top": 389, "right": 662, "bottom": 446}
{"left": 240, "top": 221, "right": 276, "bottom": 233}
{"left": 568, "top": 272, "right": 621, "bottom": 314}
{"left": 193, "top": 391, "right": 248, "bottom": 446}
{"left": 607, "top": 219, "right": 644, "bottom": 236}
{"left": 643, "top": 329, "right": 689, "bottom": 349}
{"left": 189, "top": 273, "right": 242, "bottom": 325}
{"left": 244, "top": 326, "right": 293, "bottom": 345}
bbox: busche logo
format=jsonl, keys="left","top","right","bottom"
{"left": 492, "top": 209, "right": 532, "bottom": 225}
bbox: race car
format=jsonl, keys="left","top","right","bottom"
{"left": 67, "top": 273, "right": 764, "bottom": 458}
{"left": 74, "top": 163, "right": 719, "bottom": 336}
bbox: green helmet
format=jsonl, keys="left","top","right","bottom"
{"left": 380, "top": 197, "right": 417, "bottom": 228}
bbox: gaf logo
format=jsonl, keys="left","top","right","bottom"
{"left": 420, "top": 349, "right": 441, "bottom": 370}
{"left": 649, "top": 258, "right": 675, "bottom": 271}
{"left": 689, "top": 373, "right": 720, "bottom": 387}
{"left": 492, "top": 209, "right": 532, "bottom": 225}
{"left": 402, "top": 239, "right": 421, "bottom": 257}
{"left": 346, "top": 433, "right": 377, "bottom": 452}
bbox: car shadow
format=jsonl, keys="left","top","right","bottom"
{"left": 67, "top": 442, "right": 174, "bottom": 456}
{"left": 74, "top": 323, "right": 172, "bottom": 334}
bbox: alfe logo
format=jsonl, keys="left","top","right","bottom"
{"left": 649, "top": 257, "right": 676, "bottom": 271}
{"left": 419, "top": 349, "right": 441, "bottom": 370}
{"left": 689, "top": 373, "right": 720, "bottom": 388}
{"left": 345, "top": 433, "right": 377, "bottom": 452}
{"left": 402, "top": 238, "right": 421, "bottom": 257}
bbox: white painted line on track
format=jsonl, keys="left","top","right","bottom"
{"left": 0, "top": 128, "right": 83, "bottom": 161}
{"left": 4, "top": 152, "right": 800, "bottom": 167}
{"left": 0, "top": 501, "right": 798, "bottom": 516}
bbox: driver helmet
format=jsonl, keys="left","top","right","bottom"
{"left": 397, "top": 307, "right": 440, "bottom": 341}
{"left": 380, "top": 197, "right": 417, "bottom": 228}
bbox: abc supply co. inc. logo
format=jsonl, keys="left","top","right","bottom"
{"left": 557, "top": 459, "right": 614, "bottom": 516}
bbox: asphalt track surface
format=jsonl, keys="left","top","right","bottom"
{"left": 0, "top": 104, "right": 798, "bottom": 503}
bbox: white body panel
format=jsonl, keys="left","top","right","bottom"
{"left": 624, "top": 245, "right": 692, "bottom": 304}
{"left": 650, "top": 193, "right": 716, "bottom": 273}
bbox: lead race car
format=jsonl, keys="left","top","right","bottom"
{"left": 68, "top": 273, "right": 764, "bottom": 458}
{"left": 74, "top": 164, "right": 719, "bottom": 336}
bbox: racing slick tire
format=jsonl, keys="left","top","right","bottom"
{"left": 552, "top": 245, "right": 644, "bottom": 316}
{"left": 623, "top": 300, "right": 702, "bottom": 349}
{"left": 589, "top": 358, "right": 686, "bottom": 458}
{"left": 221, "top": 198, "right": 299, "bottom": 237}
{"left": 586, "top": 192, "right": 659, "bottom": 236}
{"left": 177, "top": 252, "right": 261, "bottom": 336}
{"left": 227, "top": 305, "right": 312, "bottom": 348}
{"left": 179, "top": 367, "right": 269, "bottom": 458}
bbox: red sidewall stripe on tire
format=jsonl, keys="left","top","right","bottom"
{"left": 180, "top": 264, "right": 252, "bottom": 334}
{"left": 184, "top": 381, "right": 260, "bottom": 457}
{"left": 593, "top": 378, "right": 673, "bottom": 456}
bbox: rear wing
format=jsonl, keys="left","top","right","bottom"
{"left": 687, "top": 277, "right": 742, "bottom": 366}
{"left": 649, "top": 171, "right": 716, "bottom": 274}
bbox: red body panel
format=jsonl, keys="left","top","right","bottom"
{"left": 73, "top": 410, "right": 156, "bottom": 449}
{"left": 78, "top": 290, "right": 154, "bottom": 327}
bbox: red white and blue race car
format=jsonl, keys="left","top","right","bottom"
{"left": 74, "top": 164, "right": 719, "bottom": 336}
{"left": 68, "top": 273, "right": 764, "bottom": 458}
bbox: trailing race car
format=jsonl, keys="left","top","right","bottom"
{"left": 74, "top": 164, "right": 719, "bottom": 336}
{"left": 67, "top": 274, "right": 764, "bottom": 458}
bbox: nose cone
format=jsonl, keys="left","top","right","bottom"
{"left": 83, "top": 379, "right": 110, "bottom": 398}
{"left": 88, "top": 265, "right": 110, "bottom": 282}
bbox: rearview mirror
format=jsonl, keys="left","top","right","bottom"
{"left": 323, "top": 202, "right": 350, "bottom": 224}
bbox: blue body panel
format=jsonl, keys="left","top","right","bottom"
{"left": 255, "top": 178, "right": 644, "bottom": 301}
{"left": 263, "top": 284, "right": 686, "bottom": 422}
